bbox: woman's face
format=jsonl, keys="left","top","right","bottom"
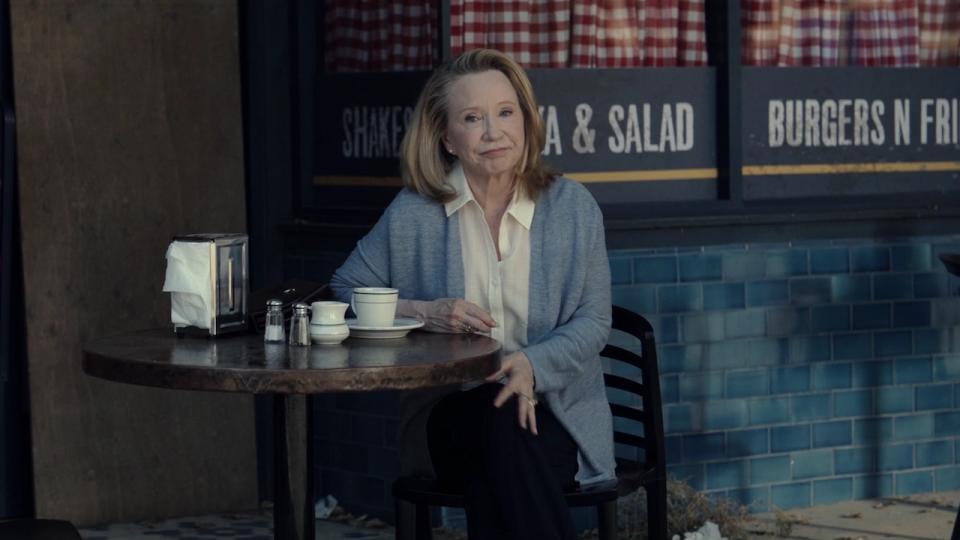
{"left": 442, "top": 70, "right": 526, "bottom": 182}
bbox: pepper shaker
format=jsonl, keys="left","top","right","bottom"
{"left": 264, "top": 299, "right": 285, "bottom": 343}
{"left": 288, "top": 302, "right": 311, "bottom": 346}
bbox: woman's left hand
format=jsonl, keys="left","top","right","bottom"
{"left": 486, "top": 352, "right": 538, "bottom": 435}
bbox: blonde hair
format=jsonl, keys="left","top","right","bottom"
{"left": 399, "top": 49, "right": 555, "bottom": 203}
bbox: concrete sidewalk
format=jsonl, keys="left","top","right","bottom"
{"left": 745, "top": 490, "right": 960, "bottom": 539}
{"left": 79, "top": 490, "right": 960, "bottom": 539}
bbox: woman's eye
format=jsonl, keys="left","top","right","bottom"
{"left": 500, "top": 109, "right": 514, "bottom": 117}
{"left": 464, "top": 114, "right": 480, "bottom": 123}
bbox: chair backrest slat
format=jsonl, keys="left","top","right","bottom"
{"left": 603, "top": 373, "right": 646, "bottom": 396}
{"left": 613, "top": 430, "right": 646, "bottom": 448}
{"left": 599, "top": 344, "right": 643, "bottom": 371}
{"left": 600, "top": 306, "right": 666, "bottom": 475}
{"left": 610, "top": 402, "right": 647, "bottom": 423}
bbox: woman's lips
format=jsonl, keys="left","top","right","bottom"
{"left": 481, "top": 147, "right": 510, "bottom": 157}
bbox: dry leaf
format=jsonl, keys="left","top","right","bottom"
{"left": 840, "top": 512, "right": 862, "bottom": 519}
{"left": 365, "top": 518, "right": 388, "bottom": 528}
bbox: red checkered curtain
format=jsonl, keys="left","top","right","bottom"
{"left": 920, "top": 0, "right": 960, "bottom": 64}
{"left": 742, "top": 0, "right": 960, "bottom": 67}
{"left": 450, "top": 0, "right": 708, "bottom": 68}
{"left": 449, "top": 1, "right": 572, "bottom": 67}
{"left": 324, "top": 0, "right": 438, "bottom": 72}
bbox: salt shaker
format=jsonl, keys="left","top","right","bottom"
{"left": 288, "top": 302, "right": 311, "bottom": 346}
{"left": 264, "top": 299, "right": 285, "bottom": 343}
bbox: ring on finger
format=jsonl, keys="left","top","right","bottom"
{"left": 518, "top": 392, "right": 538, "bottom": 407}
{"left": 460, "top": 322, "right": 473, "bottom": 333}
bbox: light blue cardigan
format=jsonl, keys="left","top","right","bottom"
{"left": 330, "top": 177, "right": 615, "bottom": 483}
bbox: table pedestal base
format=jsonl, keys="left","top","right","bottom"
{"left": 273, "top": 394, "right": 313, "bottom": 540}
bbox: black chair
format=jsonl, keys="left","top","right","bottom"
{"left": 0, "top": 519, "right": 83, "bottom": 539}
{"left": 392, "top": 305, "right": 668, "bottom": 540}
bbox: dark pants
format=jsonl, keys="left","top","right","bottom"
{"left": 426, "top": 383, "right": 579, "bottom": 540}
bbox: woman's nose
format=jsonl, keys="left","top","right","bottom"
{"left": 482, "top": 116, "right": 501, "bottom": 139}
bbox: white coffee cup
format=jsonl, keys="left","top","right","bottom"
{"left": 351, "top": 287, "right": 399, "bottom": 327}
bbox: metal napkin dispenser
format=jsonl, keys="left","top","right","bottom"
{"left": 163, "top": 233, "right": 249, "bottom": 337}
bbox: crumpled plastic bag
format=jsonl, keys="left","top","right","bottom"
{"left": 671, "top": 520, "right": 727, "bottom": 540}
{"left": 315, "top": 494, "right": 338, "bottom": 519}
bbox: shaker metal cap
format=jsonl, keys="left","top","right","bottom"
{"left": 293, "top": 302, "right": 310, "bottom": 312}
{"left": 266, "top": 299, "right": 283, "bottom": 308}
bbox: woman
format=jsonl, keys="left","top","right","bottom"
{"left": 330, "top": 49, "right": 614, "bottom": 540}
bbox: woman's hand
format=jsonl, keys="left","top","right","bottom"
{"left": 486, "top": 351, "right": 538, "bottom": 435}
{"left": 397, "top": 298, "right": 497, "bottom": 334}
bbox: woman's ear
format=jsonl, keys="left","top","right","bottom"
{"left": 441, "top": 135, "right": 454, "bottom": 155}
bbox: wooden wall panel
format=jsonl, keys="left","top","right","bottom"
{"left": 11, "top": 0, "right": 257, "bottom": 525}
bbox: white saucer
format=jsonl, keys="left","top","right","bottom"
{"left": 346, "top": 317, "right": 425, "bottom": 339}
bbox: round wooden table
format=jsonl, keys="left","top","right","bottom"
{"left": 82, "top": 328, "right": 501, "bottom": 540}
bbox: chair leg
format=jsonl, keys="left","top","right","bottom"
{"left": 597, "top": 501, "right": 617, "bottom": 540}
{"left": 395, "top": 498, "right": 415, "bottom": 540}
{"left": 646, "top": 476, "right": 668, "bottom": 540}
{"left": 414, "top": 502, "right": 433, "bottom": 540}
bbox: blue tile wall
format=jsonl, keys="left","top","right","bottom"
{"left": 893, "top": 302, "right": 931, "bottom": 328}
{"left": 727, "top": 428, "right": 769, "bottom": 457}
{"left": 793, "top": 449, "right": 834, "bottom": 479}
{"left": 300, "top": 233, "right": 960, "bottom": 522}
{"left": 833, "top": 275, "right": 872, "bottom": 302}
{"left": 891, "top": 245, "right": 928, "bottom": 272}
{"left": 835, "top": 447, "right": 876, "bottom": 475}
{"left": 853, "top": 246, "right": 891, "bottom": 273}
{"left": 704, "top": 283, "right": 746, "bottom": 311}
{"left": 766, "top": 307, "right": 810, "bottom": 336}
{"left": 894, "top": 356, "right": 933, "bottom": 384}
{"left": 834, "top": 389, "right": 874, "bottom": 417}
{"left": 916, "top": 440, "right": 954, "bottom": 467}
{"left": 765, "top": 250, "right": 809, "bottom": 277}
{"left": 853, "top": 474, "right": 893, "bottom": 498}
{"left": 771, "top": 482, "right": 811, "bottom": 510}
{"left": 917, "top": 383, "right": 953, "bottom": 411}
{"left": 791, "top": 278, "right": 832, "bottom": 305}
{"left": 747, "top": 280, "right": 790, "bottom": 307}
{"left": 706, "top": 460, "right": 748, "bottom": 490}
{"left": 834, "top": 333, "right": 874, "bottom": 361}
{"left": 853, "top": 418, "right": 893, "bottom": 445}
{"left": 896, "top": 471, "right": 934, "bottom": 495}
{"left": 852, "top": 304, "right": 891, "bottom": 330}
{"left": 814, "top": 478, "right": 853, "bottom": 505}
{"left": 771, "top": 425, "right": 811, "bottom": 453}
{"left": 660, "top": 285, "right": 701, "bottom": 313}
{"left": 635, "top": 256, "right": 677, "bottom": 284}
{"left": 874, "top": 274, "right": 914, "bottom": 300}
{"left": 813, "top": 421, "right": 852, "bottom": 448}
{"left": 811, "top": 248, "right": 850, "bottom": 274}
{"left": 618, "top": 235, "right": 960, "bottom": 513}
{"left": 811, "top": 305, "right": 850, "bottom": 333}
{"left": 751, "top": 455, "right": 791, "bottom": 484}
{"left": 727, "top": 370, "right": 769, "bottom": 398}
{"left": 935, "top": 466, "right": 960, "bottom": 490}
{"left": 679, "top": 254, "right": 722, "bottom": 282}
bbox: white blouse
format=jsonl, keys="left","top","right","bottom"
{"left": 444, "top": 164, "right": 533, "bottom": 355}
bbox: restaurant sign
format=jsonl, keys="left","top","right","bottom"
{"left": 742, "top": 68, "right": 960, "bottom": 200}
{"left": 312, "top": 68, "right": 717, "bottom": 210}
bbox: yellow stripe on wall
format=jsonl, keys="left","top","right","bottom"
{"left": 566, "top": 168, "right": 718, "bottom": 183}
{"left": 314, "top": 168, "right": 718, "bottom": 186}
{"left": 743, "top": 161, "right": 960, "bottom": 176}
{"left": 314, "top": 176, "right": 403, "bottom": 187}
{"left": 313, "top": 161, "right": 960, "bottom": 187}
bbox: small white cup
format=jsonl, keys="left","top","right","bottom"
{"left": 351, "top": 287, "right": 399, "bottom": 327}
